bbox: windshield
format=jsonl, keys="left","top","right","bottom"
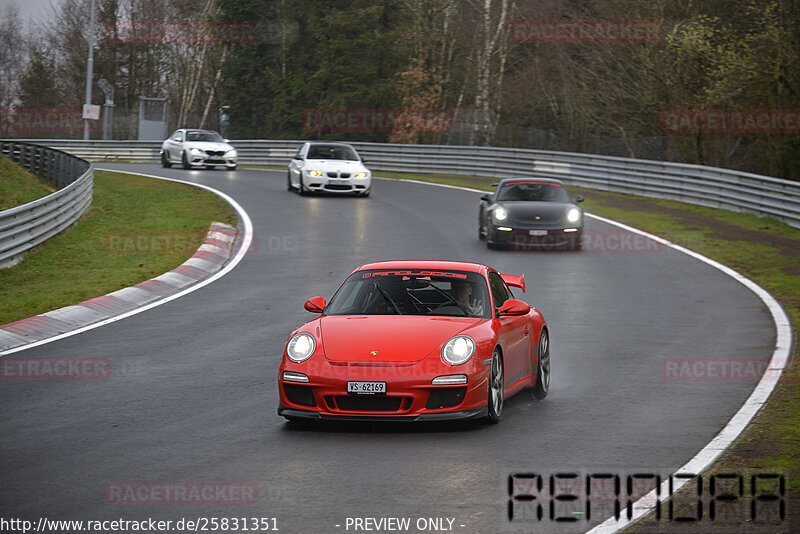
{"left": 497, "top": 181, "right": 570, "bottom": 202}
{"left": 324, "top": 269, "right": 490, "bottom": 318}
{"left": 186, "top": 131, "right": 224, "bottom": 142}
{"left": 307, "top": 144, "right": 358, "bottom": 161}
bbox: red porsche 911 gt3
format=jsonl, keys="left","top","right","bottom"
{"left": 277, "top": 261, "right": 550, "bottom": 423}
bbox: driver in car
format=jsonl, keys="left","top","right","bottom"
{"left": 450, "top": 280, "right": 484, "bottom": 316}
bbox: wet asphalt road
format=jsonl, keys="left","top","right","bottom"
{"left": 0, "top": 164, "right": 775, "bottom": 533}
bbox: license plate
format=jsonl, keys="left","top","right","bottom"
{"left": 328, "top": 179, "right": 348, "bottom": 185}
{"left": 347, "top": 381, "right": 386, "bottom": 394}
{"left": 529, "top": 230, "right": 548, "bottom": 236}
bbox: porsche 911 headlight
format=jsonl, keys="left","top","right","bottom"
{"left": 493, "top": 207, "right": 508, "bottom": 222}
{"left": 286, "top": 333, "right": 316, "bottom": 363}
{"left": 308, "top": 170, "right": 323, "bottom": 177}
{"left": 442, "top": 335, "right": 475, "bottom": 365}
{"left": 566, "top": 207, "right": 581, "bottom": 223}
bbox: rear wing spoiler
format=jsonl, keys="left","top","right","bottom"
{"left": 500, "top": 273, "right": 526, "bottom": 293}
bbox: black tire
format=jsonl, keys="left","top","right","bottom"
{"left": 532, "top": 329, "right": 550, "bottom": 400}
{"left": 205, "top": 165, "right": 215, "bottom": 170}
{"left": 478, "top": 224, "right": 486, "bottom": 241}
{"left": 181, "top": 151, "right": 191, "bottom": 169}
{"left": 227, "top": 165, "right": 237, "bottom": 171}
{"left": 361, "top": 189, "right": 371, "bottom": 197}
{"left": 486, "top": 348, "right": 504, "bottom": 423}
{"left": 287, "top": 172, "right": 294, "bottom": 191}
{"left": 299, "top": 177, "right": 309, "bottom": 196}
{"left": 161, "top": 151, "right": 172, "bottom": 168}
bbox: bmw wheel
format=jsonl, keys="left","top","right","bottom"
{"left": 181, "top": 151, "right": 191, "bottom": 169}
{"left": 487, "top": 348, "right": 504, "bottom": 423}
{"left": 161, "top": 151, "right": 172, "bottom": 168}
{"left": 532, "top": 329, "right": 550, "bottom": 399}
{"left": 287, "top": 172, "right": 294, "bottom": 191}
{"left": 299, "top": 177, "right": 309, "bottom": 196}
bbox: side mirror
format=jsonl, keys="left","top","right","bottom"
{"left": 480, "top": 194, "right": 492, "bottom": 202}
{"left": 304, "top": 296, "right": 327, "bottom": 313}
{"left": 491, "top": 182, "right": 499, "bottom": 187}
{"left": 575, "top": 195, "right": 584, "bottom": 203}
{"left": 360, "top": 158, "right": 367, "bottom": 163}
{"left": 497, "top": 299, "right": 531, "bottom": 317}
{"left": 293, "top": 154, "right": 304, "bottom": 160}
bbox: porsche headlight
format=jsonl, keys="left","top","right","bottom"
{"left": 493, "top": 207, "right": 508, "bottom": 222}
{"left": 566, "top": 207, "right": 581, "bottom": 223}
{"left": 442, "top": 335, "right": 476, "bottom": 365}
{"left": 286, "top": 333, "right": 316, "bottom": 363}
{"left": 308, "top": 170, "right": 323, "bottom": 177}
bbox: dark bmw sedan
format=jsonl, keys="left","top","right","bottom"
{"left": 478, "top": 178, "right": 584, "bottom": 249}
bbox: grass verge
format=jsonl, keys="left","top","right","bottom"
{"left": 0, "top": 154, "right": 56, "bottom": 210}
{"left": 375, "top": 170, "right": 799, "bottom": 531}
{"left": 0, "top": 170, "right": 236, "bottom": 325}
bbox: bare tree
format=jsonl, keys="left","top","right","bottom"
{"left": 0, "top": 3, "right": 25, "bottom": 109}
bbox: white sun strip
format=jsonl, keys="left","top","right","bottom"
{"left": 0, "top": 169, "right": 254, "bottom": 357}
{"left": 375, "top": 176, "right": 793, "bottom": 533}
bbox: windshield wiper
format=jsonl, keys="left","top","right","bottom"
{"left": 373, "top": 282, "right": 402, "bottom": 315}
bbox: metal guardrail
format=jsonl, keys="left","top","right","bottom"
{"left": 12, "top": 139, "right": 800, "bottom": 228}
{"left": 0, "top": 141, "right": 93, "bottom": 268}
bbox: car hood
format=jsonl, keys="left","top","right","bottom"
{"left": 498, "top": 201, "right": 576, "bottom": 223}
{"left": 304, "top": 159, "right": 368, "bottom": 172}
{"left": 319, "top": 315, "right": 481, "bottom": 362}
{"left": 184, "top": 141, "right": 234, "bottom": 152}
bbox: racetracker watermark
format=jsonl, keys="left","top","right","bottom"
{"left": 103, "top": 233, "right": 201, "bottom": 256}
{"left": 103, "top": 20, "right": 259, "bottom": 45}
{"left": 301, "top": 109, "right": 455, "bottom": 133}
{"left": 1, "top": 357, "right": 111, "bottom": 380}
{"left": 660, "top": 358, "right": 798, "bottom": 382}
{"left": 104, "top": 482, "right": 258, "bottom": 505}
{"left": 508, "top": 230, "right": 664, "bottom": 252}
{"left": 1, "top": 108, "right": 100, "bottom": 134}
{"left": 509, "top": 19, "right": 663, "bottom": 43}
{"left": 660, "top": 110, "right": 800, "bottom": 134}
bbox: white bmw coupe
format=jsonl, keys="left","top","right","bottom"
{"left": 160, "top": 129, "right": 237, "bottom": 170}
{"left": 287, "top": 142, "right": 371, "bottom": 196}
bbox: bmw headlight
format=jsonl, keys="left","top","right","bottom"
{"left": 493, "top": 207, "right": 508, "bottom": 222}
{"left": 308, "top": 170, "right": 323, "bottom": 177}
{"left": 190, "top": 148, "right": 203, "bottom": 156}
{"left": 354, "top": 172, "right": 367, "bottom": 178}
{"left": 566, "top": 207, "right": 581, "bottom": 223}
{"left": 442, "top": 335, "right": 476, "bottom": 365}
{"left": 286, "top": 333, "right": 316, "bottom": 363}
{"left": 225, "top": 149, "right": 237, "bottom": 158}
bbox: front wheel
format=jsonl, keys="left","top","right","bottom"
{"left": 486, "top": 348, "right": 504, "bottom": 423}
{"left": 287, "top": 172, "right": 294, "bottom": 191}
{"left": 226, "top": 165, "right": 237, "bottom": 171}
{"left": 181, "top": 151, "right": 191, "bottom": 169}
{"left": 299, "top": 177, "right": 309, "bottom": 196}
{"left": 532, "top": 329, "right": 550, "bottom": 399}
{"left": 161, "top": 151, "right": 172, "bottom": 168}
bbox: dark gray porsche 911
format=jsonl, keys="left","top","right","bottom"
{"left": 478, "top": 178, "right": 585, "bottom": 250}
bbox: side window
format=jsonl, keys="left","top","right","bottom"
{"left": 171, "top": 131, "right": 183, "bottom": 142}
{"left": 488, "top": 272, "right": 510, "bottom": 311}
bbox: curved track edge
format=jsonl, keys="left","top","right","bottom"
{"left": 0, "top": 169, "right": 254, "bottom": 356}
